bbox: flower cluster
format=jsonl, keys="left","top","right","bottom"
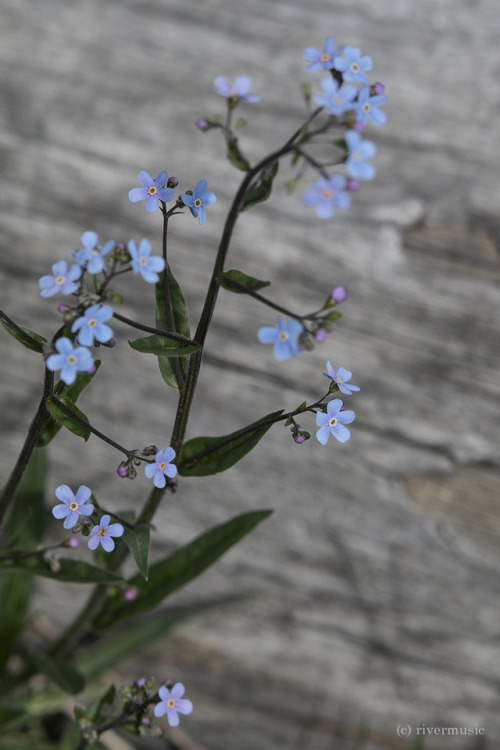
{"left": 128, "top": 170, "right": 217, "bottom": 225}
{"left": 257, "top": 284, "right": 348, "bottom": 360}
{"left": 51, "top": 484, "right": 124, "bottom": 551}
{"left": 301, "top": 36, "right": 386, "bottom": 218}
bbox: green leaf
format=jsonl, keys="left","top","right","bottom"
{"left": 37, "top": 362, "right": 101, "bottom": 447}
{"left": 0, "top": 704, "right": 26, "bottom": 732}
{"left": 240, "top": 161, "right": 278, "bottom": 211}
{"left": 227, "top": 137, "right": 251, "bottom": 171}
{"left": 56, "top": 724, "right": 83, "bottom": 750}
{"left": 0, "top": 556, "right": 123, "bottom": 583}
{"left": 155, "top": 268, "right": 192, "bottom": 389}
{"left": 0, "top": 316, "right": 46, "bottom": 353}
{"left": 122, "top": 524, "right": 150, "bottom": 579}
{"left": 27, "top": 651, "right": 85, "bottom": 694}
{"left": 128, "top": 334, "right": 199, "bottom": 357}
{"left": 0, "top": 448, "right": 47, "bottom": 671}
{"left": 83, "top": 599, "right": 243, "bottom": 678}
{"left": 218, "top": 269, "right": 271, "bottom": 295}
{"left": 46, "top": 397, "right": 90, "bottom": 441}
{"left": 92, "top": 510, "right": 272, "bottom": 630}
{"left": 178, "top": 410, "right": 283, "bottom": 476}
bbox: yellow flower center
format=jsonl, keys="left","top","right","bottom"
{"left": 362, "top": 103, "right": 371, "bottom": 113}
{"left": 194, "top": 198, "right": 202, "bottom": 207}
{"left": 69, "top": 501, "right": 78, "bottom": 510}
{"left": 88, "top": 318, "right": 97, "bottom": 328}
{"left": 55, "top": 275, "right": 65, "bottom": 285}
{"left": 167, "top": 699, "right": 175, "bottom": 708}
{"left": 66, "top": 354, "right": 77, "bottom": 365}
{"left": 278, "top": 331, "right": 289, "bottom": 342}
{"left": 139, "top": 257, "right": 147, "bottom": 266}
{"left": 159, "top": 461, "right": 166, "bottom": 470}
{"left": 320, "top": 53, "right": 330, "bottom": 62}
{"left": 321, "top": 187, "right": 334, "bottom": 199}
{"left": 328, "top": 417, "right": 338, "bottom": 428}
{"left": 148, "top": 186, "right": 158, "bottom": 195}
{"left": 98, "top": 527, "right": 107, "bottom": 536}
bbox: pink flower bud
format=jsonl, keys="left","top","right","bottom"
{"left": 331, "top": 285, "right": 347, "bottom": 303}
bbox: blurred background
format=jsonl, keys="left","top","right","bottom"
{"left": 1, "top": 0, "right": 500, "bottom": 748}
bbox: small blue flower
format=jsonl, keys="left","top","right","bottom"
{"left": 344, "top": 130, "right": 376, "bottom": 180}
{"left": 314, "top": 78, "right": 357, "bottom": 116}
{"left": 181, "top": 180, "right": 217, "bottom": 225}
{"left": 52, "top": 484, "right": 94, "bottom": 529}
{"left": 38, "top": 260, "right": 82, "bottom": 298}
{"left": 128, "top": 171, "right": 175, "bottom": 212}
{"left": 71, "top": 231, "right": 114, "bottom": 275}
{"left": 71, "top": 304, "right": 114, "bottom": 347}
{"left": 88, "top": 514, "right": 124, "bottom": 552}
{"left": 355, "top": 86, "right": 387, "bottom": 127}
{"left": 323, "top": 361, "right": 360, "bottom": 395}
{"left": 302, "top": 174, "right": 350, "bottom": 219}
{"left": 145, "top": 446, "right": 177, "bottom": 488}
{"left": 214, "top": 76, "right": 261, "bottom": 103}
{"left": 333, "top": 46, "right": 373, "bottom": 84}
{"left": 303, "top": 37, "right": 345, "bottom": 72}
{"left": 128, "top": 239, "right": 165, "bottom": 283}
{"left": 46, "top": 337, "right": 94, "bottom": 385}
{"left": 316, "top": 399, "right": 355, "bottom": 444}
{"left": 257, "top": 317, "right": 303, "bottom": 361}
{"left": 154, "top": 683, "right": 193, "bottom": 727}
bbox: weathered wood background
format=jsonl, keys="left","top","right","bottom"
{"left": 1, "top": 0, "right": 500, "bottom": 748}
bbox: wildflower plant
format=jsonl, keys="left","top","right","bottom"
{"left": 0, "top": 34, "right": 385, "bottom": 748}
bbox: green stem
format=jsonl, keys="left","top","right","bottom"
{"left": 0, "top": 368, "right": 54, "bottom": 528}
{"left": 42, "top": 109, "right": 323, "bottom": 660}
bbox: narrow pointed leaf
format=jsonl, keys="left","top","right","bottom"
{"left": 27, "top": 651, "right": 85, "bottom": 694}
{"left": 240, "top": 161, "right": 278, "bottom": 211}
{"left": 46, "top": 397, "right": 90, "bottom": 441}
{"left": 128, "top": 334, "right": 199, "bottom": 357}
{"left": 37, "top": 362, "right": 101, "bottom": 447}
{"left": 155, "top": 268, "right": 191, "bottom": 388}
{"left": 92, "top": 509, "right": 272, "bottom": 629}
{"left": 218, "top": 269, "right": 271, "bottom": 295}
{"left": 0, "top": 318, "right": 47, "bottom": 352}
{"left": 178, "top": 410, "right": 283, "bottom": 476}
{"left": 0, "top": 448, "right": 47, "bottom": 670}
{"left": 83, "top": 601, "right": 238, "bottom": 678}
{"left": 227, "top": 137, "right": 251, "bottom": 171}
{"left": 122, "top": 524, "right": 150, "bottom": 579}
{"left": 0, "top": 555, "right": 123, "bottom": 583}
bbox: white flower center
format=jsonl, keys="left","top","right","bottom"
{"left": 328, "top": 417, "right": 338, "bottom": 428}
{"left": 278, "top": 331, "right": 289, "bottom": 342}
{"left": 350, "top": 62, "right": 360, "bottom": 73}
{"left": 362, "top": 103, "right": 371, "bottom": 113}
{"left": 66, "top": 354, "right": 77, "bottom": 365}
{"left": 55, "top": 275, "right": 66, "bottom": 285}
{"left": 88, "top": 317, "right": 97, "bottom": 328}
{"left": 140, "top": 257, "right": 147, "bottom": 267}
{"left": 194, "top": 198, "right": 202, "bottom": 207}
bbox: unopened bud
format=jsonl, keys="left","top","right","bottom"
{"left": 372, "top": 82, "right": 385, "bottom": 95}
{"left": 331, "top": 285, "right": 347, "bottom": 303}
{"left": 117, "top": 463, "right": 128, "bottom": 478}
{"left": 167, "top": 176, "right": 178, "bottom": 188}
{"left": 196, "top": 117, "right": 210, "bottom": 131}
{"left": 347, "top": 178, "right": 360, "bottom": 192}
{"left": 314, "top": 328, "right": 327, "bottom": 343}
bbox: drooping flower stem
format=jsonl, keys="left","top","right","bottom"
{"left": 0, "top": 368, "right": 54, "bottom": 527}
